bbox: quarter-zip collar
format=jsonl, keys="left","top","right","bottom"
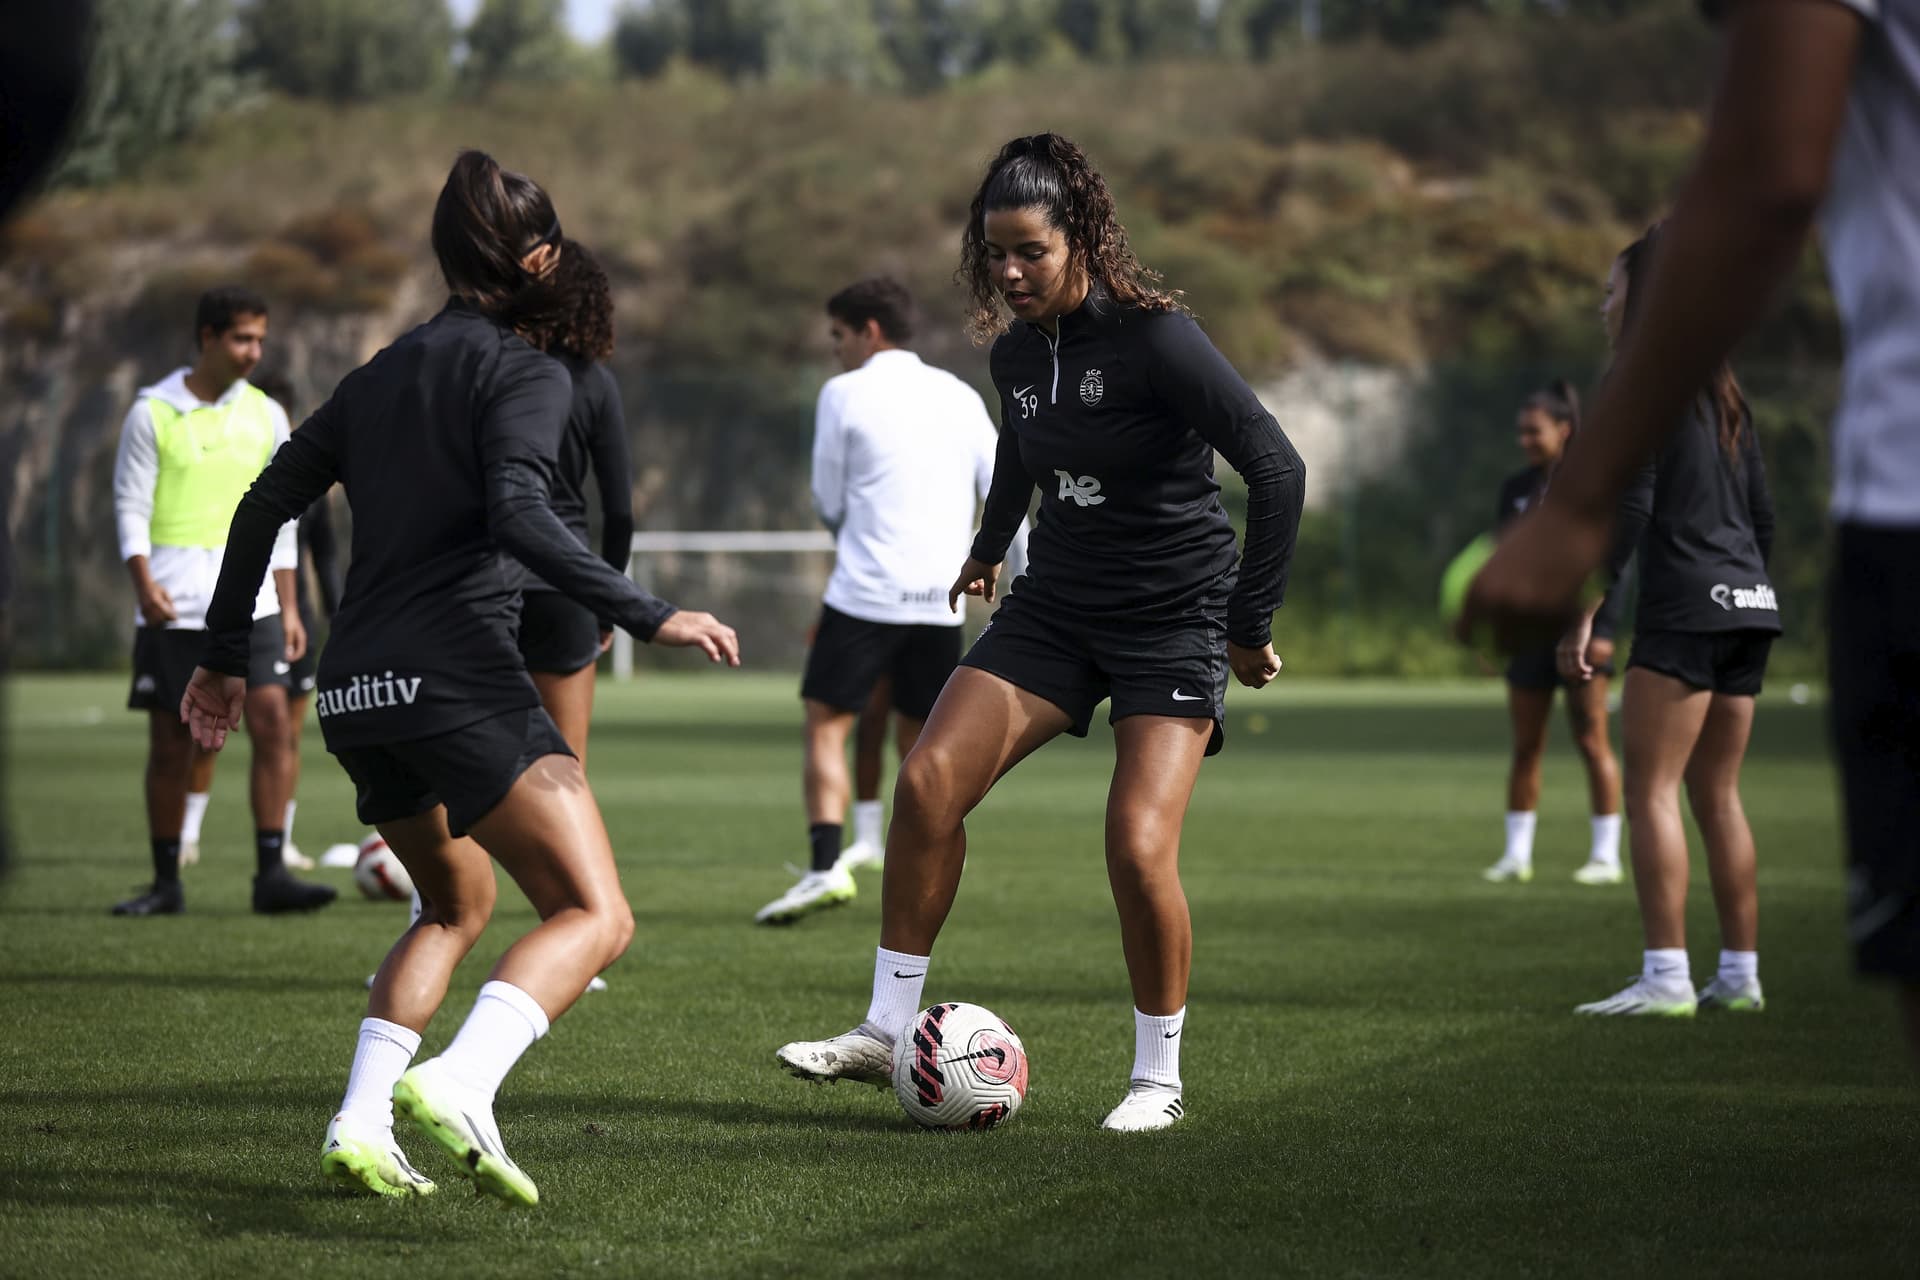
{"left": 1032, "top": 280, "right": 1113, "bottom": 405}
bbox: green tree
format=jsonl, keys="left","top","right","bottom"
{"left": 239, "top": 0, "right": 452, "bottom": 101}
{"left": 765, "top": 0, "right": 899, "bottom": 86}
{"left": 53, "top": 0, "right": 243, "bottom": 187}
{"left": 613, "top": 0, "right": 686, "bottom": 77}
{"left": 464, "top": 0, "right": 581, "bottom": 88}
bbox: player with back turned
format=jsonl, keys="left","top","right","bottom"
{"left": 775, "top": 133, "right": 1306, "bottom": 1132}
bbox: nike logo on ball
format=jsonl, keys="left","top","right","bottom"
{"left": 1171, "top": 689, "right": 1202, "bottom": 702}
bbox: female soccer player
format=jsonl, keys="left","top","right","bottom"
{"left": 507, "top": 239, "right": 633, "bottom": 766}
{"left": 183, "top": 150, "right": 738, "bottom": 1205}
{"left": 1482, "top": 382, "right": 1624, "bottom": 886}
{"left": 775, "top": 133, "right": 1306, "bottom": 1132}
{"left": 1567, "top": 225, "right": 1779, "bottom": 1017}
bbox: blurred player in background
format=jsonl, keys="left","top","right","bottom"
{"left": 1483, "top": 381, "right": 1625, "bottom": 886}
{"left": 109, "top": 287, "right": 333, "bottom": 917}
{"left": 756, "top": 277, "right": 1022, "bottom": 924}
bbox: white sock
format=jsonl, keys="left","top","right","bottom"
{"left": 1503, "top": 811, "right": 1537, "bottom": 864}
{"left": 182, "top": 791, "right": 211, "bottom": 845}
{"left": 283, "top": 800, "right": 298, "bottom": 845}
{"left": 1642, "top": 948, "right": 1690, "bottom": 987}
{"left": 1132, "top": 1007, "right": 1185, "bottom": 1090}
{"left": 439, "top": 980, "right": 550, "bottom": 1101}
{"left": 852, "top": 799, "right": 884, "bottom": 850}
{"left": 339, "top": 1016, "right": 420, "bottom": 1131}
{"left": 1589, "top": 813, "right": 1622, "bottom": 866}
{"left": 863, "top": 946, "right": 929, "bottom": 1042}
{"left": 1717, "top": 949, "right": 1758, "bottom": 986}
{"left": 408, "top": 888, "right": 422, "bottom": 929}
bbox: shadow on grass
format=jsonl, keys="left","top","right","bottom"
{"left": 0, "top": 969, "right": 367, "bottom": 994}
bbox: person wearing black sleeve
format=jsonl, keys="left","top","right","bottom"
{"left": 1563, "top": 225, "right": 1780, "bottom": 1020}
{"left": 774, "top": 133, "right": 1306, "bottom": 1134}
{"left": 180, "top": 151, "right": 738, "bottom": 1207}
{"left": 1482, "top": 382, "right": 1625, "bottom": 887}
{"left": 505, "top": 240, "right": 634, "bottom": 767}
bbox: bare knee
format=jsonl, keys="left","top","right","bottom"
{"left": 419, "top": 883, "right": 496, "bottom": 940}
{"left": 1106, "top": 808, "right": 1181, "bottom": 886}
{"left": 594, "top": 898, "right": 636, "bottom": 969}
{"left": 894, "top": 747, "right": 966, "bottom": 831}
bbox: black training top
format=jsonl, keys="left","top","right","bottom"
{"left": 295, "top": 494, "right": 340, "bottom": 619}
{"left": 505, "top": 357, "right": 635, "bottom": 606}
{"left": 970, "top": 288, "right": 1305, "bottom": 647}
{"left": 1498, "top": 463, "right": 1624, "bottom": 640}
{"left": 201, "top": 299, "right": 677, "bottom": 748}
{"left": 1602, "top": 399, "right": 1779, "bottom": 636}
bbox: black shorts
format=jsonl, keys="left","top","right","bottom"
{"left": 329, "top": 704, "right": 574, "bottom": 838}
{"left": 1627, "top": 628, "right": 1774, "bottom": 697}
{"left": 517, "top": 590, "right": 602, "bottom": 676}
{"left": 127, "top": 616, "right": 290, "bottom": 713}
{"left": 1831, "top": 523, "right": 1920, "bottom": 980}
{"left": 960, "top": 589, "right": 1228, "bottom": 756}
{"left": 801, "top": 604, "right": 962, "bottom": 722}
{"left": 287, "top": 597, "right": 320, "bottom": 696}
{"left": 1505, "top": 647, "right": 1616, "bottom": 691}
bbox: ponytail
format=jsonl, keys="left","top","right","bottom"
{"left": 431, "top": 149, "right": 561, "bottom": 316}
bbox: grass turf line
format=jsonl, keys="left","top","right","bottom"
{"left": 1, "top": 673, "right": 1915, "bottom": 1278}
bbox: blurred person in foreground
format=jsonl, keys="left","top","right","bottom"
{"left": 1461, "top": 0, "right": 1920, "bottom": 1060}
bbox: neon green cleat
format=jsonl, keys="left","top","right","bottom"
{"left": 754, "top": 865, "right": 857, "bottom": 925}
{"left": 1574, "top": 977, "right": 1697, "bottom": 1017}
{"left": 392, "top": 1059, "right": 538, "bottom": 1207}
{"left": 321, "top": 1113, "right": 436, "bottom": 1198}
{"left": 1482, "top": 856, "right": 1533, "bottom": 884}
{"left": 1573, "top": 860, "right": 1624, "bottom": 886}
{"left": 1697, "top": 976, "right": 1765, "bottom": 1012}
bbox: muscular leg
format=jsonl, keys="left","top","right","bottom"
{"left": 243, "top": 685, "right": 293, "bottom": 831}
{"left": 1622, "top": 669, "right": 1713, "bottom": 950}
{"left": 1567, "top": 675, "right": 1622, "bottom": 817}
{"left": 368, "top": 806, "right": 499, "bottom": 1034}
{"left": 803, "top": 698, "right": 858, "bottom": 827}
{"left": 145, "top": 711, "right": 194, "bottom": 840}
{"left": 1684, "top": 693, "right": 1760, "bottom": 953}
{"left": 466, "top": 755, "right": 634, "bottom": 1022}
{"left": 879, "top": 668, "right": 1070, "bottom": 955}
{"left": 190, "top": 745, "right": 217, "bottom": 795}
{"left": 532, "top": 666, "right": 598, "bottom": 768}
{"left": 1506, "top": 685, "right": 1553, "bottom": 813}
{"left": 853, "top": 680, "right": 891, "bottom": 803}
{"left": 1105, "top": 716, "right": 1211, "bottom": 1016}
{"left": 895, "top": 714, "right": 924, "bottom": 762}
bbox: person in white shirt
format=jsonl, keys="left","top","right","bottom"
{"left": 757, "top": 277, "right": 1026, "bottom": 924}
{"left": 109, "top": 286, "right": 335, "bottom": 917}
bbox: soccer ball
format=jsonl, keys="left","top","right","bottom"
{"left": 891, "top": 1002, "right": 1029, "bottom": 1131}
{"left": 352, "top": 833, "right": 413, "bottom": 902}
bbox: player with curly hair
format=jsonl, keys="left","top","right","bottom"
{"left": 775, "top": 133, "right": 1307, "bottom": 1132}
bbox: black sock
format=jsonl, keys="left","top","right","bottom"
{"left": 150, "top": 838, "right": 181, "bottom": 885}
{"left": 809, "top": 823, "right": 842, "bottom": 874}
{"left": 255, "top": 829, "right": 286, "bottom": 877}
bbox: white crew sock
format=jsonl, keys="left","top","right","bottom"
{"left": 283, "top": 800, "right": 298, "bottom": 845}
{"left": 1503, "top": 811, "right": 1537, "bottom": 865}
{"left": 182, "top": 791, "right": 211, "bottom": 845}
{"left": 439, "top": 980, "right": 550, "bottom": 1100}
{"left": 1642, "top": 948, "right": 1691, "bottom": 988}
{"left": 863, "top": 946, "right": 929, "bottom": 1042}
{"left": 852, "top": 799, "right": 884, "bottom": 851}
{"left": 1717, "top": 949, "right": 1758, "bottom": 986}
{"left": 408, "top": 888, "right": 422, "bottom": 929}
{"left": 339, "top": 1016, "right": 420, "bottom": 1131}
{"left": 1132, "top": 1007, "right": 1185, "bottom": 1090}
{"left": 1589, "top": 813, "right": 1622, "bottom": 867}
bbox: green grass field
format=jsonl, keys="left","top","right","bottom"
{"left": 2, "top": 672, "right": 1914, "bottom": 1278}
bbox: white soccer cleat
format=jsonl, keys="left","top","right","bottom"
{"left": 1482, "top": 855, "right": 1533, "bottom": 884}
{"left": 283, "top": 841, "right": 316, "bottom": 871}
{"left": 754, "top": 865, "right": 856, "bottom": 925}
{"left": 1696, "top": 975, "right": 1765, "bottom": 1012}
{"left": 1574, "top": 976, "right": 1697, "bottom": 1017}
{"left": 391, "top": 1058, "right": 538, "bottom": 1207}
{"left": 775, "top": 1023, "right": 894, "bottom": 1087}
{"left": 179, "top": 840, "right": 200, "bottom": 868}
{"left": 320, "top": 1112, "right": 436, "bottom": 1198}
{"left": 1101, "top": 1082, "right": 1186, "bottom": 1132}
{"left": 834, "top": 841, "right": 884, "bottom": 874}
{"left": 1573, "top": 860, "right": 1624, "bottom": 886}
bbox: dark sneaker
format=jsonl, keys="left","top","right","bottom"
{"left": 253, "top": 871, "right": 337, "bottom": 914}
{"left": 112, "top": 880, "right": 185, "bottom": 916}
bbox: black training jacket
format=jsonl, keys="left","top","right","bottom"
{"left": 504, "top": 357, "right": 636, "bottom": 610}
{"left": 970, "top": 288, "right": 1305, "bottom": 648}
{"left": 201, "top": 299, "right": 676, "bottom": 748}
{"left": 1603, "top": 399, "right": 1779, "bottom": 636}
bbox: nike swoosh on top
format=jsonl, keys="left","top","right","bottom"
{"left": 1012, "top": 385, "right": 1033, "bottom": 400}
{"left": 1170, "top": 689, "right": 1202, "bottom": 702}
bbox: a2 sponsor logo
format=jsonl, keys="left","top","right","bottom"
{"left": 1054, "top": 469, "right": 1106, "bottom": 507}
{"left": 1710, "top": 582, "right": 1778, "bottom": 612}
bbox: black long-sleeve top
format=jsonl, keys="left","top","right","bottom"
{"left": 201, "top": 299, "right": 676, "bottom": 747}
{"left": 969, "top": 288, "right": 1305, "bottom": 647}
{"left": 503, "top": 357, "right": 635, "bottom": 610}
{"left": 295, "top": 494, "right": 340, "bottom": 618}
{"left": 1601, "top": 399, "right": 1779, "bottom": 636}
{"left": 1497, "top": 463, "right": 1626, "bottom": 640}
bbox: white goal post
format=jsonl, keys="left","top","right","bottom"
{"left": 612, "top": 530, "right": 836, "bottom": 678}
